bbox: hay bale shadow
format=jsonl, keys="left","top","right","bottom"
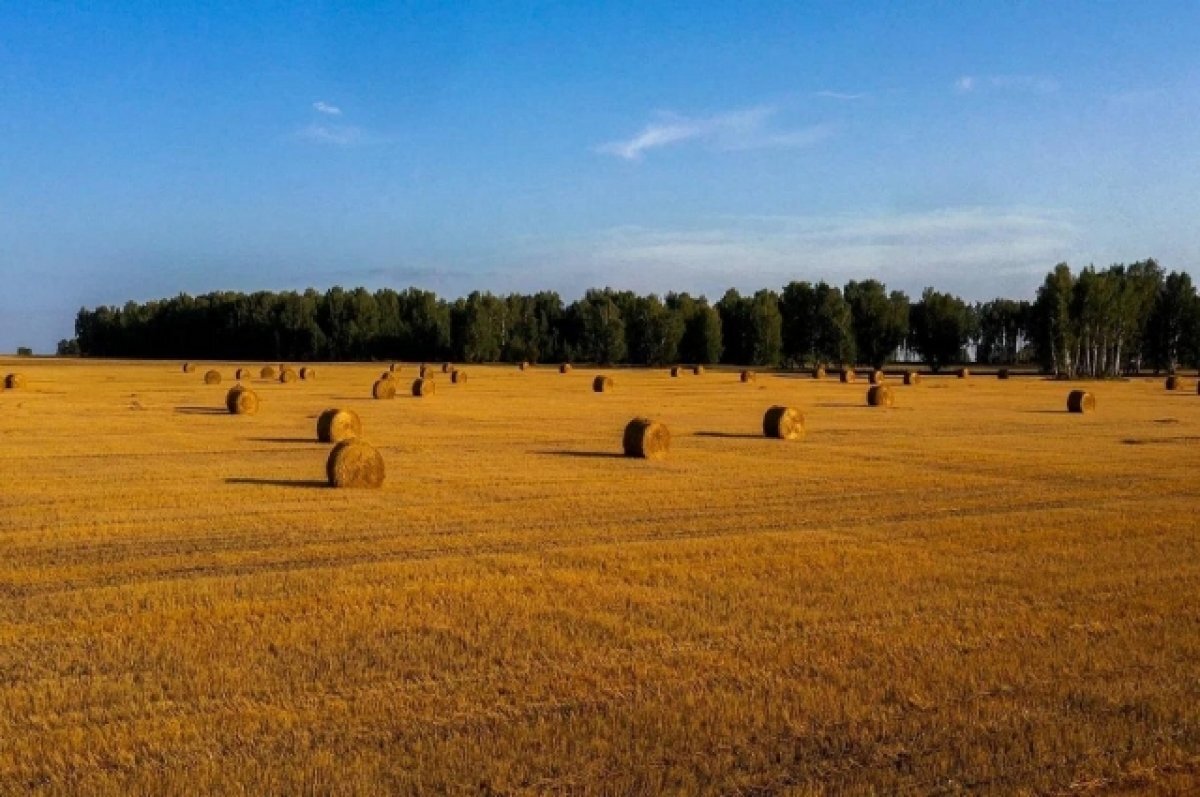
{"left": 694, "top": 431, "right": 761, "bottom": 439}
{"left": 246, "top": 437, "right": 319, "bottom": 444}
{"left": 534, "top": 450, "right": 625, "bottom": 459}
{"left": 174, "top": 406, "right": 227, "bottom": 415}
{"left": 225, "top": 477, "right": 329, "bottom": 489}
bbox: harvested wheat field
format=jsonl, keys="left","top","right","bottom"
{"left": 1, "top": 359, "right": 1199, "bottom": 795}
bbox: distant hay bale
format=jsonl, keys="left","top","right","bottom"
{"left": 519, "top": 361, "right": 531, "bottom": 371}
{"left": 740, "top": 370, "right": 756, "bottom": 383}
{"left": 317, "top": 408, "right": 362, "bottom": 443}
{"left": 279, "top": 368, "right": 297, "bottom": 384}
{"left": 1165, "top": 375, "right": 1180, "bottom": 390}
{"left": 762, "top": 406, "right": 804, "bottom": 440}
{"left": 260, "top": 366, "right": 276, "bottom": 379}
{"left": 389, "top": 363, "right": 400, "bottom": 373}
{"left": 235, "top": 367, "right": 254, "bottom": 381}
{"left": 692, "top": 365, "right": 704, "bottom": 376}
{"left": 412, "top": 377, "right": 435, "bottom": 397}
{"left": 1067, "top": 390, "right": 1096, "bottom": 414}
{"left": 372, "top": 378, "right": 396, "bottom": 400}
{"left": 903, "top": 370, "right": 921, "bottom": 386}
{"left": 840, "top": 368, "right": 857, "bottom": 384}
{"left": 957, "top": 367, "right": 970, "bottom": 379}
{"left": 326, "top": 439, "right": 385, "bottom": 489}
{"left": 203, "top": 370, "right": 222, "bottom": 385}
{"left": 380, "top": 370, "right": 393, "bottom": 380}
{"left": 451, "top": 369, "right": 467, "bottom": 384}
{"left": 442, "top": 362, "right": 452, "bottom": 373}
{"left": 670, "top": 366, "right": 681, "bottom": 377}
{"left": 299, "top": 367, "right": 315, "bottom": 380}
{"left": 998, "top": 368, "right": 1010, "bottom": 380}
{"left": 560, "top": 363, "right": 573, "bottom": 374}
{"left": 867, "top": 385, "right": 894, "bottom": 407}
{"left": 225, "top": 386, "right": 259, "bottom": 415}
{"left": 182, "top": 362, "right": 196, "bottom": 374}
{"left": 622, "top": 418, "right": 670, "bottom": 460}
{"left": 5, "top": 373, "right": 26, "bottom": 389}
{"left": 593, "top": 375, "right": 613, "bottom": 392}
{"left": 812, "top": 366, "right": 826, "bottom": 380}
{"left": 869, "top": 370, "right": 885, "bottom": 385}
{"left": 419, "top": 364, "right": 430, "bottom": 378}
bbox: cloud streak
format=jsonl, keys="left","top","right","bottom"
{"left": 955, "top": 74, "right": 1059, "bottom": 94}
{"left": 814, "top": 90, "right": 865, "bottom": 100}
{"left": 313, "top": 101, "right": 342, "bottom": 115}
{"left": 598, "top": 106, "right": 831, "bottom": 160}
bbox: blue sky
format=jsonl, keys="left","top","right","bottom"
{"left": 2, "top": 1, "right": 1198, "bottom": 350}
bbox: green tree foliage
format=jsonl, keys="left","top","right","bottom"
{"left": 909, "top": 288, "right": 972, "bottom": 372}
{"left": 843, "top": 280, "right": 909, "bottom": 368}
{"left": 669, "top": 293, "right": 722, "bottom": 364}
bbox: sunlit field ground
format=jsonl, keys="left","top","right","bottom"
{"left": 1, "top": 359, "right": 1198, "bottom": 795}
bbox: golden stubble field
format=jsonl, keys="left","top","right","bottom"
{"left": 1, "top": 359, "right": 1198, "bottom": 795}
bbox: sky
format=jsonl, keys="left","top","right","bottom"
{"left": 2, "top": 1, "right": 1199, "bottom": 351}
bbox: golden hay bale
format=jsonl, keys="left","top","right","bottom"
{"left": 869, "top": 370, "right": 885, "bottom": 385}
{"left": 317, "top": 408, "right": 362, "bottom": 443}
{"left": 560, "top": 363, "right": 573, "bottom": 374}
{"left": 389, "top": 363, "right": 400, "bottom": 373}
{"left": 5, "top": 373, "right": 26, "bottom": 389}
{"left": 412, "top": 377, "right": 435, "bottom": 397}
{"left": 593, "top": 375, "right": 613, "bottom": 392}
{"left": 225, "top": 386, "right": 259, "bottom": 415}
{"left": 903, "top": 370, "right": 922, "bottom": 386}
{"left": 623, "top": 418, "right": 670, "bottom": 460}
{"left": 1165, "top": 375, "right": 1180, "bottom": 390}
{"left": 372, "top": 378, "right": 396, "bottom": 400}
{"left": 840, "top": 368, "right": 857, "bottom": 383}
{"left": 299, "top": 367, "right": 315, "bottom": 380}
{"left": 451, "top": 370, "right": 466, "bottom": 384}
{"left": 519, "top": 361, "right": 531, "bottom": 371}
{"left": 762, "top": 406, "right": 804, "bottom": 440}
{"left": 740, "top": 370, "right": 756, "bottom": 383}
{"left": 957, "top": 367, "right": 970, "bottom": 379}
{"left": 182, "top": 362, "right": 196, "bottom": 374}
{"left": 998, "top": 368, "right": 1010, "bottom": 380}
{"left": 203, "top": 370, "right": 222, "bottom": 385}
{"left": 326, "top": 439, "right": 385, "bottom": 489}
{"left": 693, "top": 365, "right": 704, "bottom": 376}
{"left": 419, "top": 364, "right": 429, "bottom": 378}
{"left": 867, "top": 385, "right": 894, "bottom": 407}
{"left": 235, "top": 367, "right": 254, "bottom": 381}
{"left": 1067, "top": 390, "right": 1096, "bottom": 414}
{"left": 442, "top": 362, "right": 452, "bottom": 373}
{"left": 812, "top": 366, "right": 827, "bottom": 379}
{"left": 260, "top": 365, "right": 276, "bottom": 379}
{"left": 670, "top": 366, "right": 681, "bottom": 377}
{"left": 279, "top": 368, "right": 297, "bottom": 384}
{"left": 380, "top": 370, "right": 393, "bottom": 380}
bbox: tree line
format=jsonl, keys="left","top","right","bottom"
{"left": 67, "top": 259, "right": 1199, "bottom": 374}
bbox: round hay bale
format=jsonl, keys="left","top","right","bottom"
{"left": 419, "top": 364, "right": 429, "bottom": 378}
{"left": 203, "top": 370, "right": 222, "bottom": 385}
{"left": 812, "top": 366, "right": 826, "bottom": 380}
{"left": 279, "top": 368, "right": 297, "bottom": 384}
{"left": 299, "top": 367, "right": 315, "bottom": 380}
{"left": 670, "top": 366, "right": 681, "bottom": 377}
{"left": 182, "top": 362, "right": 196, "bottom": 374}
{"left": 519, "top": 361, "right": 531, "bottom": 371}
{"left": 5, "top": 373, "right": 26, "bottom": 389}
{"left": 903, "top": 370, "right": 922, "bottom": 386}
{"left": 326, "top": 439, "right": 385, "bottom": 489}
{"left": 869, "top": 370, "right": 886, "bottom": 385}
{"left": 840, "top": 368, "right": 857, "bottom": 384}
{"left": 762, "top": 406, "right": 804, "bottom": 440}
{"left": 317, "top": 408, "right": 362, "bottom": 443}
{"left": 412, "top": 377, "right": 435, "bottom": 397}
{"left": 372, "top": 378, "right": 396, "bottom": 400}
{"left": 560, "top": 363, "right": 573, "bottom": 374}
{"left": 441, "top": 362, "right": 452, "bottom": 374}
{"left": 867, "top": 385, "right": 894, "bottom": 407}
{"left": 389, "top": 363, "right": 400, "bottom": 373}
{"left": 997, "top": 368, "right": 1010, "bottom": 380}
{"left": 740, "top": 370, "right": 756, "bottom": 383}
{"left": 623, "top": 418, "right": 670, "bottom": 460}
{"left": 593, "top": 375, "right": 613, "bottom": 392}
{"left": 1165, "top": 375, "right": 1180, "bottom": 390}
{"left": 260, "top": 366, "right": 276, "bottom": 379}
{"left": 692, "top": 365, "right": 704, "bottom": 376}
{"left": 1067, "top": 390, "right": 1096, "bottom": 414}
{"left": 225, "top": 386, "right": 259, "bottom": 415}
{"left": 451, "top": 370, "right": 466, "bottom": 384}
{"left": 380, "top": 370, "right": 393, "bottom": 380}
{"left": 957, "top": 367, "right": 970, "bottom": 379}
{"left": 235, "top": 367, "right": 254, "bottom": 381}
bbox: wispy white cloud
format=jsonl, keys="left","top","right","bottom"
{"left": 814, "top": 90, "right": 865, "bottom": 100}
{"left": 312, "top": 100, "right": 342, "bottom": 116}
{"left": 955, "top": 74, "right": 1059, "bottom": 94}
{"left": 298, "top": 123, "right": 363, "bottom": 146}
{"left": 598, "top": 106, "right": 831, "bottom": 160}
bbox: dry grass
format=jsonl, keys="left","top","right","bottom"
{"left": 0, "top": 359, "right": 1198, "bottom": 794}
